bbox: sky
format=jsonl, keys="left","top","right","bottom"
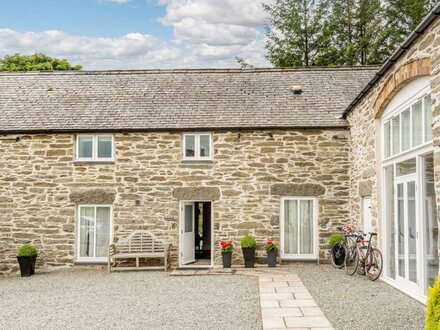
{"left": 0, "top": 0, "right": 273, "bottom": 70}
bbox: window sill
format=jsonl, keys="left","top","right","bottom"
{"left": 73, "top": 160, "right": 115, "bottom": 165}
{"left": 74, "top": 260, "right": 107, "bottom": 265}
{"left": 181, "top": 160, "right": 214, "bottom": 164}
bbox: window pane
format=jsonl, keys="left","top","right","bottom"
{"left": 424, "top": 95, "right": 432, "bottom": 142}
{"left": 95, "top": 207, "right": 111, "bottom": 258}
{"left": 412, "top": 100, "right": 423, "bottom": 147}
{"left": 299, "top": 200, "right": 313, "bottom": 254}
{"left": 408, "top": 181, "right": 417, "bottom": 284}
{"left": 199, "top": 135, "right": 210, "bottom": 157}
{"left": 184, "top": 204, "right": 193, "bottom": 233}
{"left": 284, "top": 200, "right": 298, "bottom": 255}
{"left": 78, "top": 136, "right": 93, "bottom": 158}
{"left": 185, "top": 135, "right": 195, "bottom": 157}
{"left": 397, "top": 183, "right": 405, "bottom": 278}
{"left": 392, "top": 115, "right": 400, "bottom": 155}
{"left": 79, "top": 207, "right": 95, "bottom": 258}
{"left": 97, "top": 136, "right": 112, "bottom": 158}
{"left": 384, "top": 165, "right": 395, "bottom": 279}
{"left": 384, "top": 121, "right": 391, "bottom": 158}
{"left": 396, "top": 158, "right": 416, "bottom": 176}
{"left": 401, "top": 108, "right": 410, "bottom": 151}
{"left": 423, "top": 153, "right": 438, "bottom": 295}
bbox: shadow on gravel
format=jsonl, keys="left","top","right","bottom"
{"left": 294, "top": 263, "right": 425, "bottom": 330}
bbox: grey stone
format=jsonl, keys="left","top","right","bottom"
{"left": 270, "top": 215, "right": 279, "bottom": 226}
{"left": 172, "top": 187, "right": 221, "bottom": 200}
{"left": 358, "top": 181, "right": 372, "bottom": 197}
{"left": 270, "top": 183, "right": 326, "bottom": 196}
{"left": 69, "top": 189, "right": 116, "bottom": 204}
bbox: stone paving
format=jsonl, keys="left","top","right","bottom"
{"left": 170, "top": 266, "right": 333, "bottom": 330}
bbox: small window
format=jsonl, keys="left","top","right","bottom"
{"left": 182, "top": 133, "right": 212, "bottom": 160}
{"left": 76, "top": 135, "right": 114, "bottom": 162}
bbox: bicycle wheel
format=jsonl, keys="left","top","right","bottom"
{"left": 344, "top": 246, "right": 358, "bottom": 276}
{"left": 366, "top": 248, "right": 383, "bottom": 281}
{"left": 357, "top": 246, "right": 367, "bottom": 275}
{"left": 330, "top": 243, "right": 346, "bottom": 269}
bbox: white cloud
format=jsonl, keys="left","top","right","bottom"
{"left": 0, "top": 29, "right": 181, "bottom": 70}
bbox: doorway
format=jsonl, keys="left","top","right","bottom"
{"left": 179, "top": 201, "right": 212, "bottom": 268}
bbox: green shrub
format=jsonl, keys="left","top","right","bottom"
{"left": 240, "top": 235, "right": 257, "bottom": 248}
{"left": 17, "top": 244, "right": 38, "bottom": 257}
{"left": 426, "top": 276, "right": 440, "bottom": 330}
{"left": 328, "top": 233, "right": 344, "bottom": 247}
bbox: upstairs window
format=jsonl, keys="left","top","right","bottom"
{"left": 182, "top": 133, "right": 212, "bottom": 161}
{"left": 76, "top": 134, "right": 114, "bottom": 162}
{"left": 383, "top": 93, "right": 431, "bottom": 159}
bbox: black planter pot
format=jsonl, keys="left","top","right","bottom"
{"left": 222, "top": 252, "right": 232, "bottom": 268}
{"left": 17, "top": 256, "right": 35, "bottom": 277}
{"left": 242, "top": 247, "right": 256, "bottom": 268}
{"left": 31, "top": 255, "right": 37, "bottom": 275}
{"left": 267, "top": 249, "right": 277, "bottom": 267}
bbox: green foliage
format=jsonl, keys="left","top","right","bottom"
{"left": 263, "top": 0, "right": 436, "bottom": 67}
{"left": 240, "top": 235, "right": 257, "bottom": 248}
{"left": 17, "top": 244, "right": 38, "bottom": 257}
{"left": 0, "top": 53, "right": 82, "bottom": 72}
{"left": 426, "top": 276, "right": 440, "bottom": 330}
{"left": 265, "top": 241, "right": 279, "bottom": 251}
{"left": 328, "top": 233, "right": 344, "bottom": 247}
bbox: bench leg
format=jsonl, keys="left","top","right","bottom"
{"left": 136, "top": 257, "right": 139, "bottom": 268}
{"left": 164, "top": 254, "right": 167, "bottom": 271}
{"left": 108, "top": 256, "right": 111, "bottom": 273}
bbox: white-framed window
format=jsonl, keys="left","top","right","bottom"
{"left": 280, "top": 197, "right": 318, "bottom": 260}
{"left": 76, "top": 205, "right": 112, "bottom": 263}
{"left": 76, "top": 134, "right": 114, "bottom": 162}
{"left": 182, "top": 133, "right": 212, "bottom": 161}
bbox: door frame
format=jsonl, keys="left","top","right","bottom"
{"left": 279, "top": 196, "right": 319, "bottom": 260}
{"left": 178, "top": 200, "right": 214, "bottom": 268}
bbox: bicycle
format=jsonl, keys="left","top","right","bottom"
{"left": 344, "top": 231, "right": 383, "bottom": 281}
{"left": 330, "top": 224, "right": 357, "bottom": 269}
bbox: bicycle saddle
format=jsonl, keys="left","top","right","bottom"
{"left": 369, "top": 232, "right": 377, "bottom": 236}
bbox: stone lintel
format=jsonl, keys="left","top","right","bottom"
{"left": 70, "top": 189, "right": 116, "bottom": 204}
{"left": 270, "top": 183, "right": 325, "bottom": 196}
{"left": 172, "top": 187, "right": 221, "bottom": 200}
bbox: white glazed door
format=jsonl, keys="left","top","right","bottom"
{"left": 181, "top": 202, "right": 195, "bottom": 265}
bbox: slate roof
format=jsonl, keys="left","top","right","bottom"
{"left": 0, "top": 67, "right": 378, "bottom": 133}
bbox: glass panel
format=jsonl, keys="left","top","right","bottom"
{"left": 299, "top": 200, "right": 313, "bottom": 254}
{"left": 396, "top": 158, "right": 416, "bottom": 176}
{"left": 79, "top": 207, "right": 95, "bottom": 258}
{"left": 384, "top": 121, "right": 391, "bottom": 158}
{"left": 424, "top": 95, "right": 432, "bottom": 142}
{"left": 78, "top": 136, "right": 93, "bottom": 158}
{"left": 392, "top": 115, "right": 400, "bottom": 155}
{"left": 407, "top": 181, "right": 417, "bottom": 283}
{"left": 185, "top": 135, "right": 195, "bottom": 158}
{"left": 384, "top": 165, "right": 395, "bottom": 279}
{"left": 423, "top": 153, "right": 438, "bottom": 295}
{"left": 97, "top": 136, "right": 112, "bottom": 158}
{"left": 95, "top": 207, "right": 111, "bottom": 258}
{"left": 401, "top": 108, "right": 411, "bottom": 151}
{"left": 184, "top": 204, "right": 193, "bottom": 233}
{"left": 412, "top": 100, "right": 423, "bottom": 147}
{"left": 284, "top": 200, "right": 298, "bottom": 255}
{"left": 397, "top": 183, "right": 405, "bottom": 278}
{"left": 199, "top": 135, "right": 210, "bottom": 157}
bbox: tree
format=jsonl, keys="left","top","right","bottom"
{"left": 263, "top": 0, "right": 328, "bottom": 67}
{"left": 0, "top": 53, "right": 82, "bottom": 71}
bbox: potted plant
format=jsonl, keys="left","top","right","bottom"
{"left": 16, "top": 244, "right": 38, "bottom": 277}
{"left": 241, "top": 235, "right": 257, "bottom": 268}
{"left": 220, "top": 240, "right": 233, "bottom": 268}
{"left": 265, "top": 241, "right": 279, "bottom": 267}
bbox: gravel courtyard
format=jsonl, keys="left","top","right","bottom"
{"left": 0, "top": 269, "right": 262, "bottom": 330}
{"left": 294, "top": 263, "right": 426, "bottom": 330}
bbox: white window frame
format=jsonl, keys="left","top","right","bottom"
{"left": 280, "top": 196, "right": 318, "bottom": 260}
{"left": 182, "top": 132, "right": 213, "bottom": 161}
{"left": 76, "top": 205, "right": 113, "bottom": 263}
{"left": 76, "top": 134, "right": 114, "bottom": 162}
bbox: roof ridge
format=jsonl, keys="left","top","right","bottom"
{"left": 0, "top": 65, "right": 380, "bottom": 76}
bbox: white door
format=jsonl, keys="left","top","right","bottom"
{"left": 395, "top": 174, "right": 419, "bottom": 294}
{"left": 181, "top": 202, "right": 195, "bottom": 265}
{"left": 362, "top": 197, "right": 373, "bottom": 234}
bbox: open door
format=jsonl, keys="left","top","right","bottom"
{"left": 181, "top": 202, "right": 195, "bottom": 265}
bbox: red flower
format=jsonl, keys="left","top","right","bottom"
{"left": 266, "top": 241, "right": 273, "bottom": 245}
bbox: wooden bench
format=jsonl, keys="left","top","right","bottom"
{"left": 108, "top": 230, "right": 170, "bottom": 272}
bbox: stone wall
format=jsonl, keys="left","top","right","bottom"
{"left": 0, "top": 129, "right": 350, "bottom": 274}
{"left": 347, "top": 19, "right": 440, "bottom": 253}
